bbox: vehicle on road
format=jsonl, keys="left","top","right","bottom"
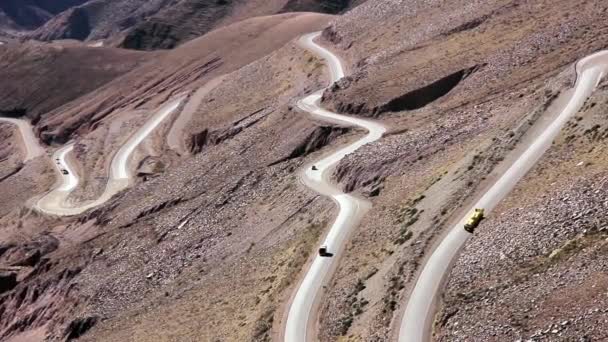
{"left": 61, "top": 169, "right": 69, "bottom": 175}
{"left": 464, "top": 208, "right": 484, "bottom": 233}
{"left": 312, "top": 165, "right": 318, "bottom": 171}
{"left": 318, "top": 245, "right": 329, "bottom": 257}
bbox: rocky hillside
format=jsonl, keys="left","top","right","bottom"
{"left": 0, "top": 0, "right": 88, "bottom": 32}
{"left": 113, "top": 0, "right": 366, "bottom": 50}
{"left": 0, "top": 12, "right": 334, "bottom": 341}
{"left": 115, "top": 0, "right": 242, "bottom": 51}
{"left": 301, "top": 0, "right": 608, "bottom": 340}
{"left": 4, "top": 0, "right": 365, "bottom": 49}
{"left": 0, "top": 41, "right": 151, "bottom": 123}
{"left": 30, "top": 13, "right": 331, "bottom": 144}
{"left": 1, "top": 0, "right": 607, "bottom": 341}
{"left": 435, "top": 77, "right": 608, "bottom": 341}
{"left": 27, "top": 0, "right": 183, "bottom": 44}
{"left": 281, "top": 0, "right": 365, "bottom": 14}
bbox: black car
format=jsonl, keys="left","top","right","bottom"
{"left": 319, "top": 245, "right": 331, "bottom": 257}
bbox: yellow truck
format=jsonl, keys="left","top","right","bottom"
{"left": 464, "top": 208, "right": 484, "bottom": 233}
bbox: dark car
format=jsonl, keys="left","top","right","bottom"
{"left": 61, "top": 169, "right": 69, "bottom": 175}
{"left": 319, "top": 245, "right": 330, "bottom": 257}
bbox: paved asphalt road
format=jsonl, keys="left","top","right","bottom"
{"left": 398, "top": 51, "right": 608, "bottom": 342}
{"left": 284, "top": 32, "right": 386, "bottom": 342}
{"left": 36, "top": 98, "right": 183, "bottom": 216}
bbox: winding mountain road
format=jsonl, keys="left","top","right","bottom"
{"left": 284, "top": 32, "right": 386, "bottom": 342}
{"left": 36, "top": 98, "right": 183, "bottom": 216}
{"left": 398, "top": 51, "right": 608, "bottom": 342}
{"left": 0, "top": 118, "right": 45, "bottom": 161}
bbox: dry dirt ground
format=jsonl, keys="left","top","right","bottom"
{"left": 72, "top": 38, "right": 356, "bottom": 342}
{"left": 62, "top": 12, "right": 334, "bottom": 205}
{"left": 2, "top": 0, "right": 608, "bottom": 341}
{"left": 0, "top": 123, "right": 54, "bottom": 218}
{"left": 291, "top": 0, "right": 608, "bottom": 341}
{"left": 434, "top": 80, "right": 608, "bottom": 341}
{"left": 0, "top": 41, "right": 152, "bottom": 121}
{"left": 0, "top": 12, "right": 353, "bottom": 342}
{"left": 2, "top": 0, "right": 363, "bottom": 50}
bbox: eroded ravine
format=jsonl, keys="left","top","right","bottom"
{"left": 284, "top": 32, "right": 386, "bottom": 342}
{"left": 398, "top": 52, "right": 608, "bottom": 342}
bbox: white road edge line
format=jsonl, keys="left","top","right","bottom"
{"left": 398, "top": 51, "right": 608, "bottom": 342}
{"left": 284, "top": 32, "right": 386, "bottom": 342}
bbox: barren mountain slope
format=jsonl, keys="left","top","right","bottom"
{"left": 74, "top": 41, "right": 346, "bottom": 342}
{"left": 114, "top": 0, "right": 285, "bottom": 50}
{"left": 11, "top": 0, "right": 364, "bottom": 50}
{"left": 38, "top": 13, "right": 333, "bottom": 203}
{"left": 0, "top": 0, "right": 88, "bottom": 32}
{"left": 34, "top": 13, "right": 333, "bottom": 142}
{"left": 281, "top": 0, "right": 367, "bottom": 14}
{"left": 320, "top": 0, "right": 607, "bottom": 117}
{"left": 0, "top": 12, "right": 338, "bottom": 341}
{"left": 115, "top": 0, "right": 365, "bottom": 50}
{"left": 2, "top": 0, "right": 607, "bottom": 341}
{"left": 434, "top": 79, "right": 608, "bottom": 341}
{"left": 273, "top": 0, "right": 608, "bottom": 341}
{"left": 0, "top": 124, "right": 54, "bottom": 217}
{"left": 27, "top": 0, "right": 171, "bottom": 42}
{"left": 0, "top": 41, "right": 152, "bottom": 122}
